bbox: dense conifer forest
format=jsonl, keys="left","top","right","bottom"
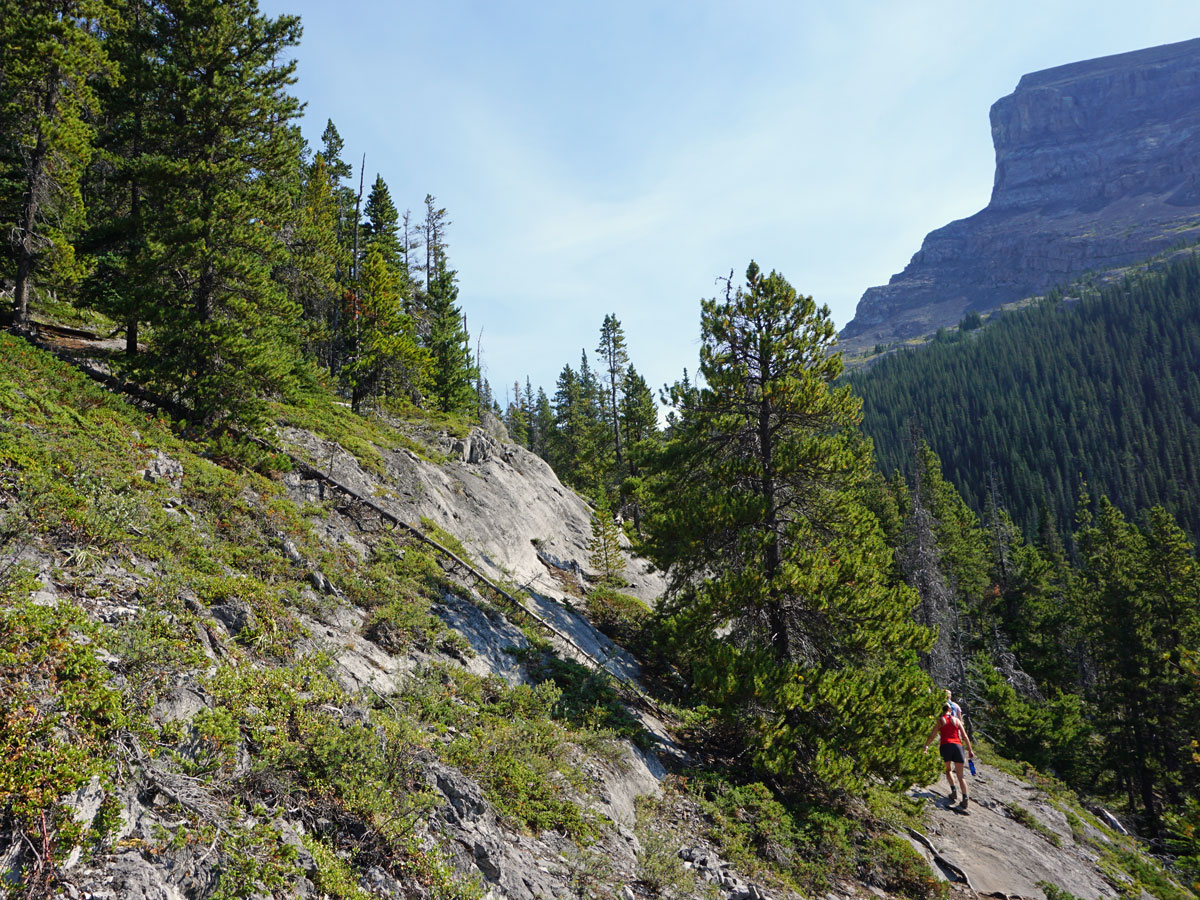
{"left": 847, "top": 254, "right": 1200, "bottom": 543}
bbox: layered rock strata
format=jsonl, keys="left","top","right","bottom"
{"left": 840, "top": 37, "right": 1200, "bottom": 353}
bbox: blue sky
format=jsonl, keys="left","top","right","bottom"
{"left": 258, "top": 0, "right": 1200, "bottom": 408}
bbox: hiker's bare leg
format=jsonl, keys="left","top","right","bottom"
{"left": 954, "top": 762, "right": 968, "bottom": 795}
{"left": 944, "top": 761, "right": 954, "bottom": 790}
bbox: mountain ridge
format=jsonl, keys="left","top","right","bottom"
{"left": 840, "top": 36, "right": 1200, "bottom": 354}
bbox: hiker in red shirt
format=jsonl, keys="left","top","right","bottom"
{"left": 924, "top": 702, "right": 975, "bottom": 810}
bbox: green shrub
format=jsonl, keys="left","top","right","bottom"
{"left": 0, "top": 595, "right": 126, "bottom": 870}
{"left": 585, "top": 586, "right": 650, "bottom": 648}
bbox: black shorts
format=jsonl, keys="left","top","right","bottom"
{"left": 940, "top": 743, "right": 966, "bottom": 764}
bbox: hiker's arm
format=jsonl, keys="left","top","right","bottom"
{"left": 923, "top": 722, "right": 937, "bottom": 749}
{"left": 958, "top": 719, "right": 974, "bottom": 756}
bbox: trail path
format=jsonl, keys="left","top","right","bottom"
{"left": 906, "top": 763, "right": 1121, "bottom": 900}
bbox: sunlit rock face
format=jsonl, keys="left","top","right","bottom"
{"left": 840, "top": 37, "right": 1200, "bottom": 353}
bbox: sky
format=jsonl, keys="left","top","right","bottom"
{"left": 257, "top": 0, "right": 1200, "bottom": 408}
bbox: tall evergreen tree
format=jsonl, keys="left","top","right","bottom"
{"left": 130, "top": 0, "right": 305, "bottom": 429}
{"left": 425, "top": 265, "right": 474, "bottom": 415}
{"left": 319, "top": 118, "right": 355, "bottom": 236}
{"left": 361, "top": 174, "right": 403, "bottom": 275}
{"left": 504, "top": 380, "right": 529, "bottom": 446}
{"left": 342, "top": 244, "right": 428, "bottom": 412}
{"left": 644, "top": 263, "right": 933, "bottom": 790}
{"left": 597, "top": 313, "right": 629, "bottom": 474}
{"left": 80, "top": 0, "right": 158, "bottom": 355}
{"left": 279, "top": 152, "right": 345, "bottom": 371}
{"left": 619, "top": 365, "right": 658, "bottom": 530}
{"left": 1, "top": 0, "right": 115, "bottom": 326}
{"left": 523, "top": 377, "right": 537, "bottom": 451}
{"left": 532, "top": 387, "right": 554, "bottom": 460}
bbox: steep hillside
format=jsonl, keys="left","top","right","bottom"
{"left": 847, "top": 252, "right": 1200, "bottom": 541}
{"left": 840, "top": 37, "right": 1200, "bottom": 355}
{"left": 1, "top": 333, "right": 1192, "bottom": 900}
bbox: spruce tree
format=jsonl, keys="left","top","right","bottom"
{"left": 131, "top": 0, "right": 305, "bottom": 429}
{"left": 361, "top": 174, "right": 404, "bottom": 275}
{"left": 425, "top": 265, "right": 474, "bottom": 415}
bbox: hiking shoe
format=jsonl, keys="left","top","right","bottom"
{"left": 958, "top": 795, "right": 969, "bottom": 811}
{"left": 948, "top": 786, "right": 957, "bottom": 804}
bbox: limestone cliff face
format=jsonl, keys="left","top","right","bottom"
{"left": 840, "top": 37, "right": 1200, "bottom": 353}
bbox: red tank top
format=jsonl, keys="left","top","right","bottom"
{"left": 938, "top": 714, "right": 961, "bottom": 745}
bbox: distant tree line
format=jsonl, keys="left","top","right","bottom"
{"left": 502, "top": 313, "right": 660, "bottom": 529}
{"left": 1, "top": 0, "right": 477, "bottom": 430}
{"left": 847, "top": 254, "right": 1200, "bottom": 545}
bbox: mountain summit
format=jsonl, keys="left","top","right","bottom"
{"left": 840, "top": 37, "right": 1200, "bottom": 353}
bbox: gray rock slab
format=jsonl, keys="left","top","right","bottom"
{"left": 279, "top": 425, "right": 667, "bottom": 607}
{"left": 910, "top": 763, "right": 1118, "bottom": 900}
{"left": 523, "top": 589, "right": 642, "bottom": 683}
{"left": 434, "top": 591, "right": 530, "bottom": 684}
{"left": 298, "top": 612, "right": 412, "bottom": 696}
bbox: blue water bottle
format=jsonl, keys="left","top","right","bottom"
{"left": 968, "top": 757, "right": 977, "bottom": 776}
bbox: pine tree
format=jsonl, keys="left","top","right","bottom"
{"left": 130, "top": 0, "right": 305, "bottom": 429}
{"left": 644, "top": 263, "right": 933, "bottom": 790}
{"left": 1, "top": 0, "right": 116, "bottom": 326}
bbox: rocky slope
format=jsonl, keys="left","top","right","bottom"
{"left": 840, "top": 37, "right": 1200, "bottom": 355}
{"left": 0, "top": 333, "right": 1191, "bottom": 900}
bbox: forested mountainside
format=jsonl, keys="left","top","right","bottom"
{"left": 848, "top": 251, "right": 1200, "bottom": 543}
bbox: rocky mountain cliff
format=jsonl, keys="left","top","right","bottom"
{"left": 839, "top": 37, "right": 1200, "bottom": 354}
